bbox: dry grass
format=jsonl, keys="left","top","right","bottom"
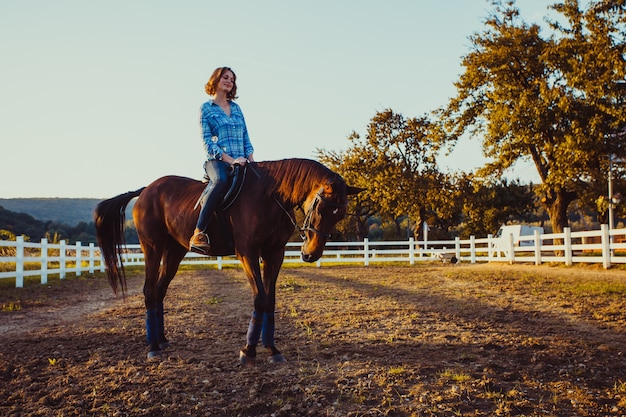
{"left": 0, "top": 263, "right": 625, "bottom": 416}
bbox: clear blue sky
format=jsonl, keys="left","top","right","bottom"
{"left": 1, "top": 0, "right": 550, "bottom": 198}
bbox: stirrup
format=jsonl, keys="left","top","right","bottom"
{"left": 189, "top": 232, "right": 210, "bottom": 254}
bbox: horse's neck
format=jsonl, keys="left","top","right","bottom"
{"left": 278, "top": 183, "right": 316, "bottom": 208}
{"left": 272, "top": 174, "right": 322, "bottom": 207}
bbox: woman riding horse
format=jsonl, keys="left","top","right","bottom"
{"left": 94, "top": 158, "right": 362, "bottom": 362}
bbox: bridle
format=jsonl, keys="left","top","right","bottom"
{"left": 273, "top": 187, "right": 348, "bottom": 240}
{"left": 246, "top": 163, "right": 347, "bottom": 241}
{"left": 299, "top": 189, "right": 348, "bottom": 240}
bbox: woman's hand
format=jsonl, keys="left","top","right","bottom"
{"left": 232, "top": 157, "right": 248, "bottom": 166}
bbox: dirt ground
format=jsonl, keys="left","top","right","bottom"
{"left": 1, "top": 263, "right": 625, "bottom": 416}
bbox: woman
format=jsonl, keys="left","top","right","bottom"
{"left": 190, "top": 67, "right": 255, "bottom": 253}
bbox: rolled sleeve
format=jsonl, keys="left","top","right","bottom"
{"left": 200, "top": 105, "right": 222, "bottom": 160}
{"left": 242, "top": 121, "right": 254, "bottom": 157}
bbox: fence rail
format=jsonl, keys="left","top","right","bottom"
{"left": 0, "top": 237, "right": 104, "bottom": 287}
{"left": 2, "top": 225, "right": 626, "bottom": 288}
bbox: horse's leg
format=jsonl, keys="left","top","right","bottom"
{"left": 155, "top": 241, "right": 187, "bottom": 350}
{"left": 237, "top": 254, "right": 266, "bottom": 366}
{"left": 142, "top": 244, "right": 164, "bottom": 359}
{"left": 260, "top": 249, "right": 286, "bottom": 363}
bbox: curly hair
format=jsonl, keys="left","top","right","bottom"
{"left": 204, "top": 67, "right": 238, "bottom": 100}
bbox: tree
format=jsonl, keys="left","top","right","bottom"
{"left": 439, "top": 0, "right": 626, "bottom": 234}
{"left": 318, "top": 109, "right": 444, "bottom": 239}
{"left": 315, "top": 145, "right": 376, "bottom": 241}
{"left": 460, "top": 177, "right": 538, "bottom": 238}
{"left": 421, "top": 171, "right": 468, "bottom": 237}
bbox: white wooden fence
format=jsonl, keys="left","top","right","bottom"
{"left": 0, "top": 237, "right": 104, "bottom": 288}
{"left": 2, "top": 224, "right": 626, "bottom": 288}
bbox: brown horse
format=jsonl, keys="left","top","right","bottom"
{"left": 94, "top": 158, "right": 362, "bottom": 362}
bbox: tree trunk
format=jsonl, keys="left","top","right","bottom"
{"left": 543, "top": 188, "right": 577, "bottom": 255}
{"left": 354, "top": 216, "right": 367, "bottom": 241}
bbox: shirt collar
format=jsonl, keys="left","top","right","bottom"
{"left": 210, "top": 99, "right": 232, "bottom": 105}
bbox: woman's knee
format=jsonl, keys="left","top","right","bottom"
{"left": 211, "top": 172, "right": 229, "bottom": 187}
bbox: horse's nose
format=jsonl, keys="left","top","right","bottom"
{"left": 301, "top": 253, "right": 314, "bottom": 263}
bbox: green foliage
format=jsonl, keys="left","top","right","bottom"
{"left": 439, "top": 0, "right": 626, "bottom": 233}
{"left": 0, "top": 205, "right": 98, "bottom": 244}
{"left": 316, "top": 1, "right": 626, "bottom": 239}
{"left": 318, "top": 109, "right": 445, "bottom": 239}
{"left": 0, "top": 230, "right": 16, "bottom": 240}
{"left": 0, "top": 200, "right": 139, "bottom": 244}
{"left": 459, "top": 178, "right": 538, "bottom": 238}
{"left": 318, "top": 108, "right": 540, "bottom": 240}
{"left": 317, "top": 139, "right": 378, "bottom": 241}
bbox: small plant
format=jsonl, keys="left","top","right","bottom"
{"left": 388, "top": 366, "right": 405, "bottom": 376}
{"left": 1, "top": 302, "right": 21, "bottom": 312}
{"left": 297, "top": 319, "right": 313, "bottom": 335}
{"left": 452, "top": 373, "right": 471, "bottom": 383}
{"left": 439, "top": 368, "right": 471, "bottom": 383}
{"left": 483, "top": 385, "right": 502, "bottom": 400}
{"left": 204, "top": 296, "right": 222, "bottom": 305}
{"left": 551, "top": 389, "right": 560, "bottom": 407}
{"left": 280, "top": 275, "right": 307, "bottom": 291}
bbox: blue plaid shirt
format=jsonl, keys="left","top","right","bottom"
{"left": 200, "top": 100, "right": 254, "bottom": 161}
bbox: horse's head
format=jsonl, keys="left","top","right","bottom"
{"left": 300, "top": 177, "right": 363, "bottom": 262}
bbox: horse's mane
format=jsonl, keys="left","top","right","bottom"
{"left": 257, "top": 158, "right": 336, "bottom": 203}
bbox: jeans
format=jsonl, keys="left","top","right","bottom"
{"left": 195, "top": 159, "right": 230, "bottom": 232}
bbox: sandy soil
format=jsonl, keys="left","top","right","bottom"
{"left": 1, "top": 263, "right": 625, "bottom": 416}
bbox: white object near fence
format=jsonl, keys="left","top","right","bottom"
{"left": 1, "top": 225, "right": 626, "bottom": 288}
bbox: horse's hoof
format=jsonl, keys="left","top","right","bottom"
{"left": 159, "top": 341, "right": 170, "bottom": 350}
{"left": 267, "top": 353, "right": 286, "bottom": 364}
{"left": 147, "top": 350, "right": 163, "bottom": 360}
{"left": 239, "top": 350, "right": 256, "bottom": 366}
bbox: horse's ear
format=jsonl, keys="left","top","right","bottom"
{"left": 324, "top": 178, "right": 364, "bottom": 195}
{"left": 346, "top": 185, "right": 365, "bottom": 195}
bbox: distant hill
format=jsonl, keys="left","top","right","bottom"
{"left": 0, "top": 198, "right": 102, "bottom": 225}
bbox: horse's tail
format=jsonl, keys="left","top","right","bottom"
{"left": 93, "top": 187, "right": 145, "bottom": 295}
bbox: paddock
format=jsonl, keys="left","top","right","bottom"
{"left": 1, "top": 264, "right": 625, "bottom": 416}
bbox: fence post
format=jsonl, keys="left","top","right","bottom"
{"left": 409, "top": 238, "right": 415, "bottom": 265}
{"left": 88, "top": 243, "right": 95, "bottom": 274}
{"left": 470, "top": 236, "right": 476, "bottom": 264}
{"left": 75, "top": 241, "right": 82, "bottom": 276}
{"left": 564, "top": 227, "right": 573, "bottom": 266}
{"left": 422, "top": 222, "right": 428, "bottom": 254}
{"left": 601, "top": 224, "right": 611, "bottom": 269}
{"left": 16, "top": 236, "right": 24, "bottom": 288}
{"left": 217, "top": 256, "right": 223, "bottom": 270}
{"left": 455, "top": 237, "right": 461, "bottom": 261}
{"left": 60, "top": 240, "right": 66, "bottom": 279}
{"left": 363, "top": 238, "right": 369, "bottom": 266}
{"left": 41, "top": 238, "right": 48, "bottom": 285}
{"left": 533, "top": 229, "right": 542, "bottom": 265}
{"left": 507, "top": 233, "right": 515, "bottom": 265}
{"left": 487, "top": 234, "right": 494, "bottom": 261}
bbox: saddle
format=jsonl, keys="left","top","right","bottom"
{"left": 194, "top": 164, "right": 247, "bottom": 211}
{"left": 193, "top": 164, "right": 247, "bottom": 257}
